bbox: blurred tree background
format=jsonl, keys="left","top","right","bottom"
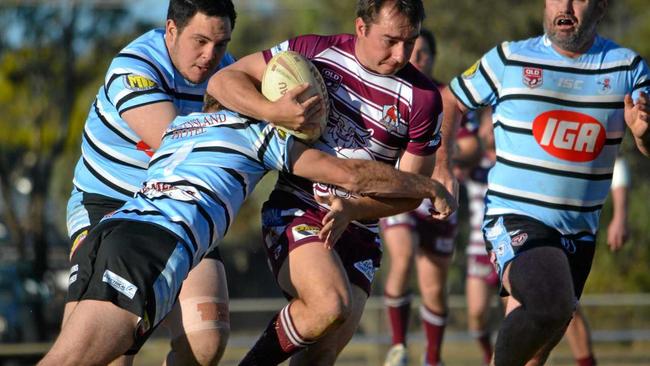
{"left": 0, "top": 1, "right": 649, "bottom": 341}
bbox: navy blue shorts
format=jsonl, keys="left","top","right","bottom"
{"left": 483, "top": 214, "right": 595, "bottom": 299}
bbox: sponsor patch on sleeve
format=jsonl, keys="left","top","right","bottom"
{"left": 462, "top": 60, "right": 481, "bottom": 79}
{"left": 291, "top": 224, "right": 321, "bottom": 241}
{"left": 124, "top": 74, "right": 158, "bottom": 91}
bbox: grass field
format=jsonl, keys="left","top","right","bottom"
{"left": 132, "top": 336, "right": 650, "bottom": 365}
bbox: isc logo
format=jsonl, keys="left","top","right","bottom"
{"left": 532, "top": 110, "right": 605, "bottom": 162}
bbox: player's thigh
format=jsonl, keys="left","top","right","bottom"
{"left": 415, "top": 249, "right": 451, "bottom": 293}
{"left": 278, "top": 241, "right": 349, "bottom": 300}
{"left": 381, "top": 220, "right": 417, "bottom": 263}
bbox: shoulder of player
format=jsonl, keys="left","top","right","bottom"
{"left": 596, "top": 35, "right": 644, "bottom": 66}
{"left": 289, "top": 33, "right": 354, "bottom": 55}
{"left": 397, "top": 64, "right": 440, "bottom": 97}
{"left": 108, "top": 29, "right": 172, "bottom": 82}
{"left": 495, "top": 35, "right": 545, "bottom": 61}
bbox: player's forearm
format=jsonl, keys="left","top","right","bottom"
{"left": 207, "top": 69, "right": 273, "bottom": 121}
{"left": 610, "top": 187, "right": 629, "bottom": 222}
{"left": 341, "top": 160, "right": 449, "bottom": 201}
{"left": 435, "top": 88, "right": 464, "bottom": 172}
{"left": 634, "top": 135, "right": 650, "bottom": 157}
{"left": 345, "top": 197, "right": 421, "bottom": 221}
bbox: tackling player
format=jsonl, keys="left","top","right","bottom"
{"left": 40, "top": 96, "right": 455, "bottom": 366}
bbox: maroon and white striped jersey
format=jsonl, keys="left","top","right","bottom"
{"left": 263, "top": 34, "right": 443, "bottom": 225}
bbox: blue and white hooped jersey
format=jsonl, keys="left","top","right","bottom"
{"left": 102, "top": 111, "right": 294, "bottom": 266}
{"left": 450, "top": 35, "right": 650, "bottom": 238}
{"left": 72, "top": 28, "right": 236, "bottom": 201}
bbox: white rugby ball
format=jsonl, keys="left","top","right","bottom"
{"left": 261, "top": 51, "right": 329, "bottom": 142}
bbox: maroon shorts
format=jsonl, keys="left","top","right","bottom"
{"left": 262, "top": 196, "right": 381, "bottom": 297}
{"left": 380, "top": 211, "right": 458, "bottom": 257}
{"left": 466, "top": 253, "right": 499, "bottom": 287}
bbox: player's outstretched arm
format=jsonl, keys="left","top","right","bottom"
{"left": 432, "top": 87, "right": 468, "bottom": 200}
{"left": 624, "top": 92, "right": 650, "bottom": 157}
{"left": 207, "top": 52, "right": 321, "bottom": 131}
{"left": 290, "top": 144, "right": 457, "bottom": 217}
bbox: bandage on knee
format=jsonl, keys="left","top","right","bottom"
{"left": 168, "top": 296, "right": 229, "bottom": 339}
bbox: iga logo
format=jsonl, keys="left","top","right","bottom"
{"left": 532, "top": 110, "right": 606, "bottom": 162}
{"left": 523, "top": 67, "right": 543, "bottom": 88}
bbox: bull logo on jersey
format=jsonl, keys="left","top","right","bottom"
{"left": 124, "top": 74, "right": 157, "bottom": 91}
{"left": 523, "top": 67, "right": 543, "bottom": 88}
{"left": 320, "top": 106, "right": 374, "bottom": 160}
{"left": 380, "top": 105, "right": 402, "bottom": 133}
{"left": 532, "top": 110, "right": 606, "bottom": 162}
{"left": 321, "top": 68, "right": 342, "bottom": 93}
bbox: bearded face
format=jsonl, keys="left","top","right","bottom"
{"left": 543, "top": 0, "right": 606, "bottom": 54}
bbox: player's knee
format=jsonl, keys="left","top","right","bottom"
{"left": 167, "top": 297, "right": 230, "bottom": 365}
{"left": 170, "top": 328, "right": 229, "bottom": 366}
{"left": 311, "top": 291, "right": 352, "bottom": 329}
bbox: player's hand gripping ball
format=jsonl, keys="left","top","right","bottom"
{"left": 261, "top": 51, "right": 330, "bottom": 142}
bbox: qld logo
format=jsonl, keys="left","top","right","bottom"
{"left": 532, "top": 110, "right": 606, "bottom": 162}
{"left": 523, "top": 67, "right": 543, "bottom": 88}
{"left": 321, "top": 68, "right": 342, "bottom": 93}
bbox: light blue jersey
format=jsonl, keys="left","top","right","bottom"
{"left": 72, "top": 28, "right": 236, "bottom": 201}
{"left": 450, "top": 35, "right": 650, "bottom": 238}
{"left": 102, "top": 110, "right": 294, "bottom": 267}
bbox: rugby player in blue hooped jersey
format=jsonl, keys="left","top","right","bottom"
{"left": 64, "top": 1, "right": 244, "bottom": 365}
{"left": 40, "top": 94, "right": 456, "bottom": 366}
{"left": 435, "top": 0, "right": 650, "bottom": 365}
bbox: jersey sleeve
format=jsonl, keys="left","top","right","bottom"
{"left": 260, "top": 126, "right": 296, "bottom": 174}
{"left": 103, "top": 55, "right": 172, "bottom": 116}
{"left": 405, "top": 86, "right": 443, "bottom": 156}
{"left": 449, "top": 44, "right": 507, "bottom": 111}
{"left": 631, "top": 56, "right": 650, "bottom": 99}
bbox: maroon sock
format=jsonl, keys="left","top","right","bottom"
{"left": 471, "top": 330, "right": 493, "bottom": 365}
{"left": 576, "top": 355, "right": 597, "bottom": 366}
{"left": 239, "top": 303, "right": 314, "bottom": 366}
{"left": 384, "top": 292, "right": 412, "bottom": 345}
{"left": 420, "top": 305, "right": 446, "bottom": 365}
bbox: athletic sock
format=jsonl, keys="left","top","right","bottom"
{"left": 420, "top": 305, "right": 446, "bottom": 365}
{"left": 384, "top": 292, "right": 412, "bottom": 346}
{"left": 239, "top": 303, "right": 314, "bottom": 366}
{"left": 470, "top": 330, "right": 493, "bottom": 365}
{"left": 576, "top": 355, "right": 597, "bottom": 366}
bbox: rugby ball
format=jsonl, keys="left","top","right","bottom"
{"left": 261, "top": 51, "right": 329, "bottom": 142}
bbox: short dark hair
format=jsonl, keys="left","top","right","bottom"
{"left": 203, "top": 93, "right": 222, "bottom": 113}
{"left": 419, "top": 28, "right": 436, "bottom": 57}
{"left": 167, "top": 0, "right": 237, "bottom": 32}
{"left": 356, "top": 0, "right": 425, "bottom": 28}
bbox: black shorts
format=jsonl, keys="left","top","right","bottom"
{"left": 483, "top": 214, "right": 595, "bottom": 299}
{"left": 68, "top": 191, "right": 221, "bottom": 261}
{"left": 67, "top": 220, "right": 191, "bottom": 354}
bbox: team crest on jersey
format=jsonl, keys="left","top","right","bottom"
{"left": 462, "top": 60, "right": 480, "bottom": 79}
{"left": 523, "top": 67, "right": 543, "bottom": 88}
{"left": 124, "top": 74, "right": 157, "bottom": 91}
{"left": 596, "top": 75, "right": 613, "bottom": 95}
{"left": 354, "top": 259, "right": 376, "bottom": 282}
{"left": 380, "top": 105, "right": 401, "bottom": 133}
{"left": 321, "top": 68, "right": 342, "bottom": 93}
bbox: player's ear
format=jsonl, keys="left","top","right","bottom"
{"left": 166, "top": 19, "right": 179, "bottom": 42}
{"left": 355, "top": 17, "right": 367, "bottom": 37}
